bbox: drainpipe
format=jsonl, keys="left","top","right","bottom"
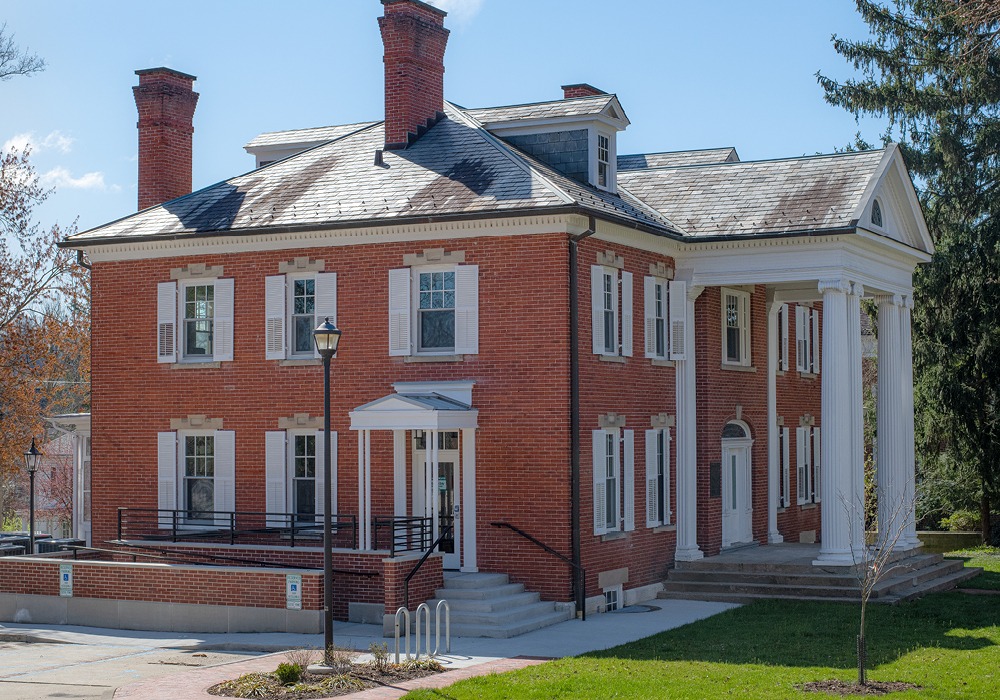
{"left": 569, "top": 215, "right": 596, "bottom": 620}
{"left": 76, "top": 250, "right": 92, "bottom": 270}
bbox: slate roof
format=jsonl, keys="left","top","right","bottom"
{"left": 463, "top": 94, "right": 619, "bottom": 124}
{"left": 68, "top": 103, "right": 678, "bottom": 244}
{"left": 244, "top": 122, "right": 379, "bottom": 149}
{"left": 618, "top": 147, "right": 739, "bottom": 170}
{"left": 616, "top": 150, "right": 887, "bottom": 237}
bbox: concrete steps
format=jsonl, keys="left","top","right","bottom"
{"left": 659, "top": 550, "right": 982, "bottom": 605}
{"left": 426, "top": 572, "right": 573, "bottom": 638}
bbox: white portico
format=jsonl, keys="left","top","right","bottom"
{"left": 348, "top": 381, "right": 479, "bottom": 571}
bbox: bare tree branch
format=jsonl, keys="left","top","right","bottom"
{"left": 0, "top": 23, "right": 45, "bottom": 81}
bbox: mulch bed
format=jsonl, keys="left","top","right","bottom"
{"left": 799, "top": 680, "right": 921, "bottom": 696}
{"left": 209, "top": 665, "right": 444, "bottom": 699}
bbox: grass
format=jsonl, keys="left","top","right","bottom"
{"left": 404, "top": 551, "right": 1000, "bottom": 699}
{"left": 947, "top": 545, "right": 1000, "bottom": 590}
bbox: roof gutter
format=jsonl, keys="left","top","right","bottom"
{"left": 568, "top": 214, "right": 595, "bottom": 619}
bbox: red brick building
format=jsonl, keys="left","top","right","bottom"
{"left": 48, "top": 0, "right": 932, "bottom": 632}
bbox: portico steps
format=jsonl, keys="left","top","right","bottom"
{"left": 658, "top": 551, "right": 981, "bottom": 605}
{"left": 426, "top": 572, "right": 573, "bottom": 638}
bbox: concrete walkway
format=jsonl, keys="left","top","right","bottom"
{"left": 1, "top": 597, "right": 737, "bottom": 699}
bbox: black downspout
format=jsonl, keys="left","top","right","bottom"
{"left": 569, "top": 216, "right": 596, "bottom": 620}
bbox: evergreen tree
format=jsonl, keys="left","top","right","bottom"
{"left": 818, "top": 0, "right": 1000, "bottom": 542}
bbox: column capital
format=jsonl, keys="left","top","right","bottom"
{"left": 818, "top": 278, "right": 851, "bottom": 295}
{"left": 850, "top": 281, "right": 865, "bottom": 298}
{"left": 874, "top": 293, "right": 904, "bottom": 308}
{"left": 902, "top": 295, "right": 914, "bottom": 310}
{"left": 688, "top": 285, "right": 705, "bottom": 301}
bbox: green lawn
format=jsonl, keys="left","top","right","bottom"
{"left": 948, "top": 545, "right": 1000, "bottom": 590}
{"left": 406, "top": 552, "right": 1000, "bottom": 699}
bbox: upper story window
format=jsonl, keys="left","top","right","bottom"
{"left": 597, "top": 133, "right": 610, "bottom": 188}
{"left": 388, "top": 264, "right": 479, "bottom": 357}
{"left": 644, "top": 276, "right": 677, "bottom": 361}
{"left": 591, "top": 263, "right": 633, "bottom": 358}
{"left": 157, "top": 277, "right": 234, "bottom": 364}
{"left": 776, "top": 303, "right": 789, "bottom": 372}
{"left": 265, "top": 270, "right": 337, "bottom": 361}
{"left": 795, "top": 305, "right": 820, "bottom": 375}
{"left": 871, "top": 199, "right": 883, "bottom": 227}
{"left": 721, "top": 288, "right": 751, "bottom": 366}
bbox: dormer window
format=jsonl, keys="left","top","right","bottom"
{"left": 871, "top": 199, "right": 883, "bottom": 227}
{"left": 598, "top": 134, "right": 610, "bottom": 188}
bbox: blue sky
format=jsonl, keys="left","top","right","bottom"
{"left": 1, "top": 0, "right": 884, "bottom": 235}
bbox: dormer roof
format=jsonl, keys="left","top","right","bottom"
{"left": 465, "top": 93, "right": 629, "bottom": 131}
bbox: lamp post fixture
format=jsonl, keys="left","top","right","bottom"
{"left": 24, "top": 438, "right": 42, "bottom": 555}
{"left": 312, "top": 317, "right": 341, "bottom": 668}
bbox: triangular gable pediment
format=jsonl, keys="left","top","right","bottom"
{"left": 601, "top": 96, "right": 630, "bottom": 127}
{"left": 852, "top": 144, "right": 934, "bottom": 254}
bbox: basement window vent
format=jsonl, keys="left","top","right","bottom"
{"left": 603, "top": 585, "right": 622, "bottom": 612}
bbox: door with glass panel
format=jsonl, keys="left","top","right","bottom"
{"left": 721, "top": 422, "right": 753, "bottom": 548}
{"left": 412, "top": 431, "right": 461, "bottom": 569}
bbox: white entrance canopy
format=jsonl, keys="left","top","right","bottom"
{"left": 348, "top": 393, "right": 478, "bottom": 431}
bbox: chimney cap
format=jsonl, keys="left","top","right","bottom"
{"left": 381, "top": 0, "right": 447, "bottom": 17}
{"left": 135, "top": 67, "right": 198, "bottom": 81}
{"left": 561, "top": 83, "right": 607, "bottom": 96}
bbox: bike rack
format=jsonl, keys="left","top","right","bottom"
{"left": 434, "top": 599, "right": 451, "bottom": 656}
{"left": 393, "top": 607, "right": 411, "bottom": 663}
{"left": 393, "top": 600, "right": 451, "bottom": 661}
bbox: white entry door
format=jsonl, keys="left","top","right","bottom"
{"left": 413, "top": 431, "right": 461, "bottom": 570}
{"left": 721, "top": 442, "right": 753, "bottom": 548}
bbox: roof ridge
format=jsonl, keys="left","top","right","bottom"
{"left": 619, "top": 146, "right": 736, "bottom": 158}
{"left": 618, "top": 148, "right": 886, "bottom": 174}
{"left": 465, "top": 93, "right": 614, "bottom": 113}
{"left": 447, "top": 101, "right": 576, "bottom": 205}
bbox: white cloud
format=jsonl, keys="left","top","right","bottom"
{"left": 426, "top": 0, "right": 483, "bottom": 25}
{"left": 40, "top": 167, "right": 109, "bottom": 191}
{"left": 2, "top": 130, "right": 74, "bottom": 155}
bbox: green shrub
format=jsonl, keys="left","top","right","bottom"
{"left": 273, "top": 662, "right": 302, "bottom": 685}
{"left": 212, "top": 672, "right": 278, "bottom": 698}
{"left": 369, "top": 641, "right": 390, "bottom": 673}
{"left": 1, "top": 513, "right": 22, "bottom": 532}
{"left": 941, "top": 510, "right": 980, "bottom": 531}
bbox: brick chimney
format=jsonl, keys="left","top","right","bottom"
{"left": 133, "top": 67, "right": 199, "bottom": 210}
{"left": 378, "top": 0, "right": 449, "bottom": 149}
{"left": 562, "top": 83, "right": 607, "bottom": 99}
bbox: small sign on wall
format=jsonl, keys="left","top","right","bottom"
{"left": 286, "top": 574, "right": 302, "bottom": 610}
{"left": 59, "top": 564, "right": 73, "bottom": 597}
{"left": 709, "top": 462, "right": 722, "bottom": 498}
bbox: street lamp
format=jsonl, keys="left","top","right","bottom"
{"left": 312, "top": 317, "right": 341, "bottom": 668}
{"left": 24, "top": 438, "right": 42, "bottom": 555}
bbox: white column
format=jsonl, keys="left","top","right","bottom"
{"left": 876, "top": 294, "right": 906, "bottom": 549}
{"left": 364, "top": 429, "right": 372, "bottom": 550}
{"left": 461, "top": 428, "right": 478, "bottom": 572}
{"left": 430, "top": 430, "right": 439, "bottom": 544}
{"left": 393, "top": 430, "right": 407, "bottom": 517}
{"left": 847, "top": 283, "right": 866, "bottom": 555}
{"left": 766, "top": 294, "right": 783, "bottom": 544}
{"left": 675, "top": 284, "right": 704, "bottom": 561}
{"left": 357, "top": 430, "right": 367, "bottom": 550}
{"left": 814, "top": 278, "right": 860, "bottom": 565}
{"left": 899, "top": 296, "right": 921, "bottom": 549}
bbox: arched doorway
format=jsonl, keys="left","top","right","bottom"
{"left": 721, "top": 421, "right": 754, "bottom": 548}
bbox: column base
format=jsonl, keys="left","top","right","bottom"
{"left": 675, "top": 545, "right": 704, "bottom": 562}
{"left": 897, "top": 538, "right": 923, "bottom": 552}
{"left": 768, "top": 533, "right": 784, "bottom": 544}
{"left": 812, "top": 549, "right": 857, "bottom": 567}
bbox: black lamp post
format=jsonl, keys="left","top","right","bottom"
{"left": 312, "top": 317, "right": 341, "bottom": 667}
{"left": 24, "top": 438, "right": 42, "bottom": 554}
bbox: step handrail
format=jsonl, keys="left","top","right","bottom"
{"left": 402, "top": 523, "right": 453, "bottom": 611}
{"left": 491, "top": 521, "right": 586, "bottom": 621}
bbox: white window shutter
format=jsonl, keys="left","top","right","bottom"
{"left": 213, "top": 278, "right": 235, "bottom": 362}
{"left": 157, "top": 282, "right": 177, "bottom": 363}
{"left": 796, "top": 306, "right": 808, "bottom": 372}
{"left": 623, "top": 429, "right": 635, "bottom": 531}
{"left": 621, "top": 271, "right": 633, "bottom": 357}
{"left": 780, "top": 304, "right": 789, "bottom": 371}
{"left": 813, "top": 427, "right": 822, "bottom": 502}
{"left": 668, "top": 280, "right": 687, "bottom": 360}
{"left": 645, "top": 429, "right": 659, "bottom": 527}
{"left": 314, "top": 272, "right": 338, "bottom": 359}
{"left": 265, "top": 431, "right": 287, "bottom": 527}
{"left": 811, "top": 309, "right": 821, "bottom": 374}
{"left": 157, "top": 432, "right": 177, "bottom": 528}
{"left": 781, "top": 426, "right": 791, "bottom": 508}
{"left": 314, "top": 430, "right": 326, "bottom": 516}
{"left": 388, "top": 268, "right": 411, "bottom": 356}
{"left": 213, "top": 430, "right": 236, "bottom": 526}
{"left": 741, "top": 294, "right": 751, "bottom": 365}
{"left": 591, "top": 266, "right": 604, "bottom": 355}
{"left": 592, "top": 430, "right": 606, "bottom": 535}
{"left": 664, "top": 428, "right": 672, "bottom": 524}
{"left": 796, "top": 426, "right": 807, "bottom": 504}
{"left": 643, "top": 277, "right": 656, "bottom": 358}
{"left": 454, "top": 265, "right": 479, "bottom": 355}
{"left": 265, "top": 275, "right": 286, "bottom": 360}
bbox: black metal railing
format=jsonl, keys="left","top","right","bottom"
{"left": 403, "top": 522, "right": 453, "bottom": 611}
{"left": 117, "top": 507, "right": 358, "bottom": 549}
{"left": 492, "top": 521, "right": 586, "bottom": 621}
{"left": 371, "top": 515, "right": 433, "bottom": 556}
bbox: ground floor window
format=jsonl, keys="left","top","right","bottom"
{"left": 778, "top": 426, "right": 790, "bottom": 508}
{"left": 184, "top": 434, "right": 215, "bottom": 520}
{"left": 645, "top": 428, "right": 672, "bottom": 527}
{"left": 593, "top": 427, "right": 635, "bottom": 535}
{"left": 796, "top": 425, "right": 821, "bottom": 505}
{"left": 292, "top": 433, "right": 316, "bottom": 523}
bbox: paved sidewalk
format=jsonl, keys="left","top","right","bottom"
{"left": 1, "top": 598, "right": 737, "bottom": 699}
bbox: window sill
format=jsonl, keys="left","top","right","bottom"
{"left": 601, "top": 531, "right": 626, "bottom": 542}
{"left": 720, "top": 363, "right": 756, "bottom": 373}
{"left": 777, "top": 507, "right": 787, "bottom": 514}
{"left": 652, "top": 524, "right": 676, "bottom": 533}
{"left": 799, "top": 502, "right": 818, "bottom": 510}
{"left": 404, "top": 354, "right": 465, "bottom": 363}
{"left": 599, "top": 354, "right": 626, "bottom": 364}
{"left": 279, "top": 358, "right": 322, "bottom": 367}
{"left": 776, "top": 370, "right": 786, "bottom": 377}
{"left": 650, "top": 358, "right": 675, "bottom": 368}
{"left": 798, "top": 371, "right": 819, "bottom": 380}
{"left": 170, "top": 361, "right": 222, "bottom": 370}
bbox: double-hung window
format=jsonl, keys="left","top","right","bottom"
{"left": 597, "top": 133, "right": 611, "bottom": 188}
{"left": 795, "top": 305, "right": 820, "bottom": 374}
{"left": 388, "top": 265, "right": 479, "bottom": 357}
{"left": 265, "top": 271, "right": 337, "bottom": 361}
{"left": 776, "top": 303, "right": 789, "bottom": 372}
{"left": 592, "top": 265, "right": 632, "bottom": 358}
{"left": 778, "top": 425, "right": 791, "bottom": 508}
{"left": 645, "top": 427, "right": 672, "bottom": 527}
{"left": 721, "top": 288, "right": 751, "bottom": 366}
{"left": 264, "top": 429, "right": 335, "bottom": 527}
{"left": 644, "top": 277, "right": 668, "bottom": 360}
{"left": 157, "top": 277, "right": 234, "bottom": 364}
{"left": 796, "top": 425, "right": 822, "bottom": 505}
{"left": 593, "top": 428, "right": 635, "bottom": 535}
{"left": 157, "top": 429, "right": 235, "bottom": 527}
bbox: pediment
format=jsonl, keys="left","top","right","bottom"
{"left": 853, "top": 144, "right": 934, "bottom": 254}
